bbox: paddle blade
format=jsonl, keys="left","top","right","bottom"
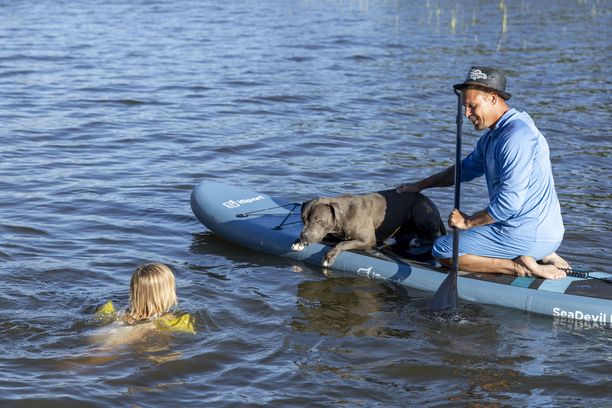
{"left": 430, "top": 269, "right": 458, "bottom": 313}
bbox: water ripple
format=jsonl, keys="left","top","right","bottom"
{"left": 0, "top": 0, "right": 610, "bottom": 406}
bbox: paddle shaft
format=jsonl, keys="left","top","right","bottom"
{"left": 429, "top": 90, "right": 462, "bottom": 313}
{"left": 452, "top": 90, "right": 463, "bottom": 274}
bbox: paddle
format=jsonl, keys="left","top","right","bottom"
{"left": 430, "top": 88, "right": 463, "bottom": 313}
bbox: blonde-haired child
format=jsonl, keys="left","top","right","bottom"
{"left": 126, "top": 262, "right": 178, "bottom": 323}
{"left": 92, "top": 263, "right": 194, "bottom": 348}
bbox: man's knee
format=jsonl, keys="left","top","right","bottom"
{"left": 432, "top": 235, "right": 453, "bottom": 259}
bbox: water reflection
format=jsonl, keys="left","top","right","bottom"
{"left": 61, "top": 337, "right": 182, "bottom": 369}
{"left": 292, "top": 277, "right": 391, "bottom": 336}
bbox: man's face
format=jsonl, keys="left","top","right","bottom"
{"left": 462, "top": 88, "right": 495, "bottom": 131}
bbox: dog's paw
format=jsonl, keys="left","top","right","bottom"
{"left": 291, "top": 242, "right": 306, "bottom": 252}
{"left": 408, "top": 237, "right": 420, "bottom": 248}
{"left": 322, "top": 252, "right": 337, "bottom": 267}
{"left": 322, "top": 258, "right": 337, "bottom": 267}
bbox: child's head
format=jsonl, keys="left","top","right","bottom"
{"left": 127, "top": 263, "right": 177, "bottom": 322}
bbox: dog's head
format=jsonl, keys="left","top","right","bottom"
{"left": 298, "top": 197, "right": 341, "bottom": 245}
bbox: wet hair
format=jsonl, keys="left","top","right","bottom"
{"left": 126, "top": 263, "right": 178, "bottom": 322}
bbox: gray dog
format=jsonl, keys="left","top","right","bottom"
{"left": 291, "top": 189, "right": 446, "bottom": 267}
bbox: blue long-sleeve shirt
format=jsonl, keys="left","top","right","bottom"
{"left": 461, "top": 109, "right": 564, "bottom": 243}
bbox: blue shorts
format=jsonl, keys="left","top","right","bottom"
{"left": 432, "top": 224, "right": 561, "bottom": 261}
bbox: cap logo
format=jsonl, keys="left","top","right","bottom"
{"left": 467, "top": 69, "right": 488, "bottom": 81}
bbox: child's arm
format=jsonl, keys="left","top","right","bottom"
{"left": 89, "top": 321, "right": 156, "bottom": 349}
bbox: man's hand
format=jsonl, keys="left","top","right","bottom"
{"left": 396, "top": 182, "right": 421, "bottom": 193}
{"left": 448, "top": 208, "right": 470, "bottom": 230}
{"left": 448, "top": 208, "right": 495, "bottom": 230}
{"left": 395, "top": 165, "right": 456, "bottom": 194}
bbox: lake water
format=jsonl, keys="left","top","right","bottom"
{"left": 1, "top": 0, "right": 610, "bottom": 406}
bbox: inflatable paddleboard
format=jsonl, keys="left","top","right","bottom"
{"left": 191, "top": 180, "right": 612, "bottom": 323}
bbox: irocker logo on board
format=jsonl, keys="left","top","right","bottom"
{"left": 223, "top": 195, "right": 265, "bottom": 209}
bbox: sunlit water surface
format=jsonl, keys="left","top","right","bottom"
{"left": 1, "top": 0, "right": 610, "bottom": 406}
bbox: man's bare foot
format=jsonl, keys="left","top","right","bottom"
{"left": 540, "top": 252, "right": 571, "bottom": 270}
{"left": 515, "top": 256, "right": 567, "bottom": 279}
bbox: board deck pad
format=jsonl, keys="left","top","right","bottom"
{"left": 368, "top": 244, "right": 611, "bottom": 299}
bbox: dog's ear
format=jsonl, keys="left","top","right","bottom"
{"left": 300, "top": 198, "right": 316, "bottom": 219}
{"left": 328, "top": 201, "right": 341, "bottom": 223}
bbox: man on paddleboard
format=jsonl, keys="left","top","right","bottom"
{"left": 397, "top": 66, "right": 570, "bottom": 279}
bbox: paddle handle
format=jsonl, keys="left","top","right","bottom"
{"left": 452, "top": 90, "right": 463, "bottom": 274}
